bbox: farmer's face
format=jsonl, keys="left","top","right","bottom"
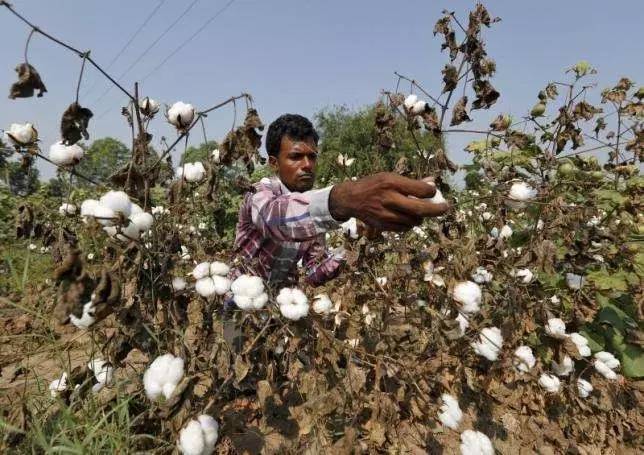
{"left": 270, "top": 135, "right": 317, "bottom": 192}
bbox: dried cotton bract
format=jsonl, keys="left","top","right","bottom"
{"left": 178, "top": 415, "right": 219, "bottom": 455}
{"left": 49, "top": 141, "right": 84, "bottom": 166}
{"left": 143, "top": 353, "right": 185, "bottom": 401}
{"left": 538, "top": 373, "right": 561, "bottom": 393}
{"left": 230, "top": 274, "right": 268, "bottom": 310}
{"left": 438, "top": 393, "right": 462, "bottom": 430}
{"left": 460, "top": 430, "right": 494, "bottom": 455}
{"left": 4, "top": 122, "right": 38, "bottom": 145}
{"left": 453, "top": 281, "right": 482, "bottom": 314}
{"left": 471, "top": 327, "right": 503, "bottom": 361}
{"left": 277, "top": 288, "right": 309, "bottom": 320}
{"left": 167, "top": 101, "right": 195, "bottom": 130}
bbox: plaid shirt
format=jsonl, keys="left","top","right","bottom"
{"left": 232, "top": 176, "right": 344, "bottom": 287}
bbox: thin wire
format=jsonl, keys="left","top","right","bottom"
{"left": 82, "top": 0, "right": 168, "bottom": 97}
{"left": 90, "top": 0, "right": 201, "bottom": 106}
{"left": 140, "top": 0, "right": 237, "bottom": 82}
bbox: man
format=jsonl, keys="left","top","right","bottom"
{"left": 233, "top": 114, "right": 448, "bottom": 287}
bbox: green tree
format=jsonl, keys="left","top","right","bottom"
{"left": 6, "top": 161, "right": 40, "bottom": 196}
{"left": 181, "top": 140, "right": 218, "bottom": 164}
{"left": 75, "top": 137, "right": 130, "bottom": 185}
{"left": 314, "top": 105, "right": 443, "bottom": 185}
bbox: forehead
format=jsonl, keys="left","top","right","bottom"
{"left": 279, "top": 135, "right": 318, "bottom": 154}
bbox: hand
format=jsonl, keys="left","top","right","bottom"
{"left": 329, "top": 173, "right": 449, "bottom": 232}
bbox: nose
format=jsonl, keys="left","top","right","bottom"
{"left": 301, "top": 157, "right": 314, "bottom": 172}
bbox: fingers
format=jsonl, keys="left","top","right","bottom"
{"left": 384, "top": 192, "right": 450, "bottom": 218}
{"left": 387, "top": 174, "right": 437, "bottom": 199}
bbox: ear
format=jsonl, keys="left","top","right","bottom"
{"left": 268, "top": 155, "right": 279, "bottom": 172}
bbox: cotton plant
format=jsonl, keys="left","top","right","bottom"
{"left": 143, "top": 353, "right": 185, "bottom": 401}
{"left": 139, "top": 97, "right": 160, "bottom": 117}
{"left": 513, "top": 346, "right": 536, "bottom": 373}
{"left": 4, "top": 122, "right": 38, "bottom": 146}
{"left": 452, "top": 281, "right": 482, "bottom": 314}
{"left": 167, "top": 101, "right": 195, "bottom": 130}
{"left": 276, "top": 287, "right": 309, "bottom": 321}
{"left": 593, "top": 351, "right": 620, "bottom": 380}
{"left": 178, "top": 415, "right": 219, "bottom": 455}
{"left": 312, "top": 294, "right": 333, "bottom": 315}
{"left": 230, "top": 274, "right": 268, "bottom": 310}
{"left": 49, "top": 141, "right": 84, "bottom": 166}
{"left": 460, "top": 430, "right": 494, "bottom": 455}
{"left": 87, "top": 358, "right": 114, "bottom": 393}
{"left": 403, "top": 94, "right": 429, "bottom": 115}
{"left": 471, "top": 327, "right": 503, "bottom": 361}
{"left": 176, "top": 162, "right": 206, "bottom": 183}
{"left": 437, "top": 393, "right": 462, "bottom": 430}
{"left": 81, "top": 190, "right": 153, "bottom": 241}
{"left": 192, "top": 261, "right": 231, "bottom": 298}
{"left": 538, "top": 373, "right": 561, "bottom": 393}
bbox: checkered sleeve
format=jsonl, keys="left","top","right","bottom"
{"left": 303, "top": 236, "right": 344, "bottom": 287}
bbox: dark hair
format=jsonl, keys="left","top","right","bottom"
{"left": 265, "top": 114, "right": 319, "bottom": 157}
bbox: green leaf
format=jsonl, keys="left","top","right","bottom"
{"left": 579, "top": 326, "right": 605, "bottom": 352}
{"left": 597, "top": 303, "right": 637, "bottom": 332}
{"left": 586, "top": 269, "right": 629, "bottom": 292}
{"left": 594, "top": 188, "right": 627, "bottom": 206}
{"left": 620, "top": 344, "right": 644, "bottom": 378}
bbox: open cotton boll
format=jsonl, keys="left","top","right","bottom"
{"left": 453, "top": 313, "right": 469, "bottom": 338}
{"left": 312, "top": 294, "right": 333, "bottom": 314}
{"left": 545, "top": 318, "right": 567, "bottom": 339}
{"left": 198, "top": 415, "right": 219, "bottom": 452}
{"left": 427, "top": 188, "right": 446, "bottom": 204}
{"left": 471, "top": 327, "right": 503, "bottom": 361}
{"left": 143, "top": 354, "right": 184, "bottom": 400}
{"left": 167, "top": 101, "right": 195, "bottom": 129}
{"left": 471, "top": 266, "right": 493, "bottom": 284}
{"left": 460, "top": 430, "right": 494, "bottom": 455}
{"left": 80, "top": 199, "right": 99, "bottom": 218}
{"left": 569, "top": 332, "right": 591, "bottom": 357}
{"left": 49, "top": 141, "right": 84, "bottom": 166}
{"left": 453, "top": 281, "right": 482, "bottom": 314}
{"left": 512, "top": 268, "right": 534, "bottom": 284}
{"left": 594, "top": 351, "right": 620, "bottom": 370}
{"left": 499, "top": 224, "right": 513, "bottom": 239}
{"left": 129, "top": 212, "right": 154, "bottom": 232}
{"left": 594, "top": 360, "right": 617, "bottom": 380}
{"left": 172, "top": 277, "right": 187, "bottom": 291}
{"left": 93, "top": 205, "right": 117, "bottom": 227}
{"left": 179, "top": 420, "right": 206, "bottom": 455}
{"left": 513, "top": 346, "right": 536, "bottom": 373}
{"left": 139, "top": 97, "right": 160, "bottom": 116}
{"left": 411, "top": 99, "right": 428, "bottom": 114}
{"left": 403, "top": 94, "right": 418, "bottom": 110}
{"left": 538, "top": 373, "right": 561, "bottom": 393}
{"left": 99, "top": 191, "right": 132, "bottom": 216}
{"left": 211, "top": 149, "right": 221, "bottom": 163}
{"left": 88, "top": 359, "right": 113, "bottom": 392}
{"left": 58, "top": 203, "right": 76, "bottom": 215}
{"left": 438, "top": 394, "right": 462, "bottom": 430}
{"left": 565, "top": 273, "right": 585, "bottom": 290}
{"left": 508, "top": 181, "right": 537, "bottom": 202}
{"left": 192, "top": 262, "right": 211, "bottom": 280}
{"left": 195, "top": 277, "right": 217, "bottom": 298}
{"left": 277, "top": 288, "right": 309, "bottom": 321}
{"left": 341, "top": 218, "right": 359, "bottom": 239}
{"left": 230, "top": 274, "right": 265, "bottom": 297}
{"left": 70, "top": 301, "right": 96, "bottom": 329}
{"left": 209, "top": 261, "right": 230, "bottom": 276}
{"left": 49, "top": 372, "right": 68, "bottom": 398}
{"left": 577, "top": 378, "right": 593, "bottom": 398}
{"left": 552, "top": 355, "right": 574, "bottom": 376}
{"left": 5, "top": 122, "right": 38, "bottom": 145}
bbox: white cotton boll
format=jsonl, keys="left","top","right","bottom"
{"left": 88, "top": 359, "right": 114, "bottom": 388}
{"left": 460, "top": 430, "right": 494, "bottom": 455}
{"left": 143, "top": 354, "right": 184, "bottom": 401}
{"left": 471, "top": 327, "right": 503, "bottom": 361}
{"left": 508, "top": 181, "right": 537, "bottom": 202}
{"left": 471, "top": 266, "right": 493, "bottom": 284}
{"left": 277, "top": 288, "right": 309, "bottom": 321}
{"left": 181, "top": 162, "right": 206, "bottom": 183}
{"left": 489, "top": 227, "right": 499, "bottom": 239}
{"left": 594, "top": 351, "right": 620, "bottom": 370}
{"left": 70, "top": 301, "right": 96, "bottom": 329}
{"left": 453, "top": 281, "right": 482, "bottom": 314}
{"left": 139, "top": 97, "right": 160, "bottom": 116}
{"left": 594, "top": 360, "right": 617, "bottom": 380}
{"left": 80, "top": 199, "right": 99, "bottom": 219}
{"left": 167, "top": 101, "right": 195, "bottom": 129}
{"left": 198, "top": 415, "right": 219, "bottom": 451}
{"left": 566, "top": 273, "right": 585, "bottom": 290}
{"left": 5, "top": 122, "right": 38, "bottom": 145}
{"left": 376, "top": 276, "right": 388, "bottom": 287}
{"left": 454, "top": 313, "right": 469, "bottom": 338}
{"left": 209, "top": 261, "right": 230, "bottom": 276}
{"left": 411, "top": 99, "right": 428, "bottom": 114}
{"left": 49, "top": 141, "right": 84, "bottom": 166}
{"left": 577, "top": 378, "right": 593, "bottom": 398}
{"left": 230, "top": 274, "right": 264, "bottom": 297}
{"left": 49, "top": 372, "right": 68, "bottom": 398}
{"left": 427, "top": 188, "right": 446, "bottom": 204}
{"left": 212, "top": 275, "right": 231, "bottom": 295}
{"left": 172, "top": 277, "right": 187, "bottom": 291}
{"left": 341, "top": 218, "right": 359, "bottom": 239}
{"left": 179, "top": 420, "right": 205, "bottom": 455}
{"left": 151, "top": 206, "right": 167, "bottom": 215}
{"left": 233, "top": 295, "right": 253, "bottom": 310}
{"left": 545, "top": 318, "right": 567, "bottom": 339}
{"left": 438, "top": 394, "right": 462, "bottom": 430}
{"left": 211, "top": 149, "right": 220, "bottom": 163}
{"left": 499, "top": 224, "right": 513, "bottom": 239}
{"left": 569, "top": 333, "right": 591, "bottom": 357}
{"left": 513, "top": 346, "right": 536, "bottom": 373}
{"left": 312, "top": 294, "right": 333, "bottom": 314}
{"left": 552, "top": 355, "right": 574, "bottom": 376}
{"left": 538, "top": 373, "right": 561, "bottom": 393}
{"left": 58, "top": 203, "right": 76, "bottom": 215}
{"left": 99, "top": 191, "right": 132, "bottom": 217}
{"left": 117, "top": 222, "right": 141, "bottom": 241}
{"left": 192, "top": 262, "right": 211, "bottom": 280}
{"left": 512, "top": 268, "right": 534, "bottom": 284}
{"left": 130, "top": 203, "right": 143, "bottom": 215}
{"left": 404, "top": 94, "right": 418, "bottom": 110}
{"left": 195, "top": 277, "right": 216, "bottom": 298}
{"left": 162, "top": 382, "right": 177, "bottom": 399}
{"left": 130, "top": 212, "right": 153, "bottom": 232}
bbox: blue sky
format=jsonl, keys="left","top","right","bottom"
{"left": 1, "top": 0, "right": 642, "bottom": 179}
